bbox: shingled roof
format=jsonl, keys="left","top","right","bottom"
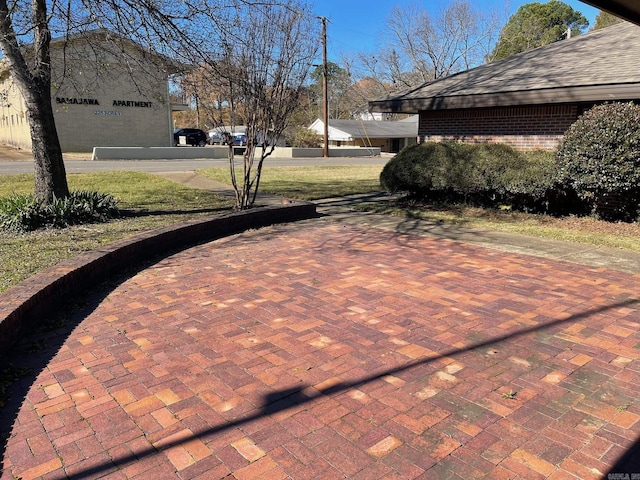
{"left": 369, "top": 22, "right": 640, "bottom": 113}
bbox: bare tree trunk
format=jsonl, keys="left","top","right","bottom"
{"left": 228, "top": 143, "right": 242, "bottom": 208}
{"left": 0, "top": 0, "right": 69, "bottom": 203}
{"left": 241, "top": 145, "right": 254, "bottom": 208}
{"left": 249, "top": 141, "right": 276, "bottom": 206}
{"left": 193, "top": 1, "right": 317, "bottom": 210}
{"left": 25, "top": 86, "right": 69, "bottom": 203}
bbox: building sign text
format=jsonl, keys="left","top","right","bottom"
{"left": 113, "top": 100, "right": 153, "bottom": 108}
{"left": 56, "top": 97, "right": 99, "bottom": 105}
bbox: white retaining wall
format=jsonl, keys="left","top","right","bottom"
{"left": 91, "top": 146, "right": 381, "bottom": 160}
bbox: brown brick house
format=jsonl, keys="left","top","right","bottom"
{"left": 369, "top": 22, "right": 640, "bottom": 151}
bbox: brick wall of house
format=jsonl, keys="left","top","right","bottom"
{"left": 418, "top": 105, "right": 580, "bottom": 151}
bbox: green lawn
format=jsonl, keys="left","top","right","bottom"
{"left": 197, "top": 165, "right": 385, "bottom": 200}
{"left": 202, "top": 164, "right": 640, "bottom": 253}
{"left": 0, "top": 172, "right": 233, "bottom": 293}
{"left": 1, "top": 165, "right": 386, "bottom": 293}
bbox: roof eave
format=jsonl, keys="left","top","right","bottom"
{"left": 368, "top": 84, "right": 640, "bottom": 113}
{"left": 49, "top": 28, "right": 185, "bottom": 74}
{"left": 580, "top": 1, "right": 640, "bottom": 26}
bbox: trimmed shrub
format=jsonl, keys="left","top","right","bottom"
{"left": 380, "top": 142, "right": 483, "bottom": 195}
{"left": 380, "top": 143, "right": 432, "bottom": 194}
{"left": 556, "top": 102, "right": 640, "bottom": 221}
{"left": 380, "top": 142, "right": 556, "bottom": 211}
{"left": 0, "top": 190, "right": 119, "bottom": 232}
{"left": 487, "top": 148, "right": 558, "bottom": 211}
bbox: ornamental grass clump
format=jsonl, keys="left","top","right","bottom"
{"left": 0, "top": 194, "right": 42, "bottom": 231}
{"left": 0, "top": 190, "right": 119, "bottom": 232}
{"left": 556, "top": 102, "right": 640, "bottom": 221}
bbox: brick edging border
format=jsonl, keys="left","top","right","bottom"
{"left": 0, "top": 203, "right": 317, "bottom": 358}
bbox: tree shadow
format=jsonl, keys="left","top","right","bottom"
{"left": 315, "top": 191, "right": 500, "bottom": 251}
{"left": 0, "top": 275, "right": 133, "bottom": 477}
{"left": 315, "top": 209, "right": 495, "bottom": 255}
{"left": 607, "top": 436, "right": 640, "bottom": 475}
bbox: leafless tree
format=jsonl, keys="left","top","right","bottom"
{"left": 325, "top": 57, "right": 388, "bottom": 118}
{"left": 0, "top": 0, "right": 208, "bottom": 203}
{"left": 355, "top": 49, "right": 425, "bottom": 92}
{"left": 196, "top": 1, "right": 319, "bottom": 209}
{"left": 0, "top": 0, "right": 315, "bottom": 206}
{"left": 0, "top": 0, "right": 69, "bottom": 203}
{"left": 364, "top": 0, "right": 501, "bottom": 90}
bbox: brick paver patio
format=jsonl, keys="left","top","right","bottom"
{"left": 2, "top": 220, "right": 639, "bottom": 479}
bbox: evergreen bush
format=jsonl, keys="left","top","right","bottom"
{"left": 380, "top": 142, "right": 556, "bottom": 211}
{"left": 380, "top": 142, "right": 484, "bottom": 195}
{"left": 556, "top": 102, "right": 640, "bottom": 221}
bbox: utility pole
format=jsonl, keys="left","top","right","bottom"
{"left": 319, "top": 16, "right": 329, "bottom": 158}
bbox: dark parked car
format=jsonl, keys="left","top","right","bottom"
{"left": 173, "top": 128, "right": 208, "bottom": 147}
{"left": 232, "top": 134, "right": 247, "bottom": 146}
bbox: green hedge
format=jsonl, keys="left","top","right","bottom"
{"left": 380, "top": 142, "right": 556, "bottom": 211}
{"left": 380, "top": 142, "right": 479, "bottom": 194}
{"left": 556, "top": 102, "right": 640, "bottom": 221}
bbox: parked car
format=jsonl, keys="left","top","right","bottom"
{"left": 208, "top": 131, "right": 230, "bottom": 145}
{"left": 173, "top": 128, "right": 208, "bottom": 147}
{"left": 232, "top": 134, "right": 247, "bottom": 146}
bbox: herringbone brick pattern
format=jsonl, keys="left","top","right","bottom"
{"left": 2, "top": 221, "right": 639, "bottom": 479}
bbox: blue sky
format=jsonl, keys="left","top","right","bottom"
{"left": 315, "top": 0, "right": 601, "bottom": 59}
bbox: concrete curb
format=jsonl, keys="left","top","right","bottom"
{"left": 0, "top": 202, "right": 317, "bottom": 358}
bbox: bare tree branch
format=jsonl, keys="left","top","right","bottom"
{"left": 0, "top": 0, "right": 316, "bottom": 205}
{"left": 365, "top": 0, "right": 501, "bottom": 89}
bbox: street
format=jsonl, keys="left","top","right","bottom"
{"left": 0, "top": 147, "right": 391, "bottom": 175}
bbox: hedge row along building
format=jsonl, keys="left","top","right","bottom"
{"left": 0, "top": 30, "right": 185, "bottom": 153}
{"left": 369, "top": 22, "right": 640, "bottom": 151}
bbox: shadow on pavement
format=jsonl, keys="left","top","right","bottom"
{"left": 607, "top": 435, "right": 640, "bottom": 475}
{"left": 2, "top": 288, "right": 635, "bottom": 479}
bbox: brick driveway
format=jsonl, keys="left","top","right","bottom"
{"left": 2, "top": 220, "right": 640, "bottom": 479}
